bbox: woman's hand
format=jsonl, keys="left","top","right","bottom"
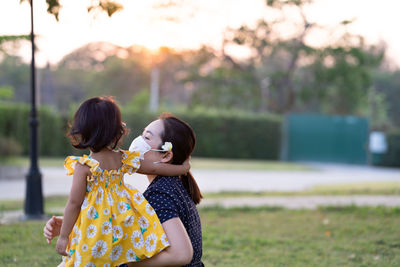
{"left": 43, "top": 216, "right": 63, "bottom": 244}
{"left": 56, "top": 236, "right": 69, "bottom": 256}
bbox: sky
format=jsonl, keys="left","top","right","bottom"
{"left": 1, "top": 0, "right": 400, "bottom": 67}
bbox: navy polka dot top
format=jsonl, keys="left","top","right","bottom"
{"left": 144, "top": 176, "right": 203, "bottom": 267}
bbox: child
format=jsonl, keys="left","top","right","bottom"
{"left": 56, "top": 96, "right": 189, "bottom": 267}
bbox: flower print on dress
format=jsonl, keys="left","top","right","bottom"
{"left": 138, "top": 216, "right": 149, "bottom": 229}
{"left": 161, "top": 233, "right": 169, "bottom": 247}
{"left": 114, "top": 184, "right": 125, "bottom": 197}
{"left": 81, "top": 244, "right": 89, "bottom": 252}
{"left": 123, "top": 189, "right": 131, "bottom": 198}
{"left": 95, "top": 187, "right": 104, "bottom": 205}
{"left": 101, "top": 220, "right": 112, "bottom": 235}
{"left": 103, "top": 208, "right": 110, "bottom": 216}
{"left": 111, "top": 213, "right": 117, "bottom": 220}
{"left": 91, "top": 240, "right": 107, "bottom": 258}
{"left": 124, "top": 215, "right": 134, "bottom": 227}
{"left": 73, "top": 250, "right": 81, "bottom": 267}
{"left": 145, "top": 233, "right": 157, "bottom": 253}
{"left": 125, "top": 184, "right": 135, "bottom": 191}
{"left": 71, "top": 226, "right": 81, "bottom": 245}
{"left": 87, "top": 224, "right": 97, "bottom": 239}
{"left": 105, "top": 176, "right": 110, "bottom": 188}
{"left": 103, "top": 264, "right": 111, "bottom": 267}
{"left": 87, "top": 206, "right": 99, "bottom": 220}
{"left": 145, "top": 203, "right": 155, "bottom": 215}
{"left": 110, "top": 244, "right": 122, "bottom": 261}
{"left": 117, "top": 201, "right": 127, "bottom": 214}
{"left": 113, "top": 225, "right": 124, "bottom": 239}
{"left": 133, "top": 192, "right": 144, "bottom": 205}
{"left": 106, "top": 192, "right": 114, "bottom": 206}
{"left": 81, "top": 196, "right": 89, "bottom": 210}
{"left": 86, "top": 182, "right": 93, "bottom": 193}
{"left": 126, "top": 248, "right": 137, "bottom": 261}
{"left": 131, "top": 230, "right": 144, "bottom": 249}
{"left": 85, "top": 263, "right": 96, "bottom": 267}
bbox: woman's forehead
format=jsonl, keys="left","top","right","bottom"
{"left": 145, "top": 119, "right": 164, "bottom": 136}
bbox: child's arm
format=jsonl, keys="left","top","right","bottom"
{"left": 56, "top": 164, "right": 88, "bottom": 256}
{"left": 137, "top": 157, "right": 190, "bottom": 176}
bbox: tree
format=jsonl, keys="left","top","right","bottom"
{"left": 19, "top": 0, "right": 123, "bottom": 21}
{"left": 208, "top": 0, "right": 385, "bottom": 114}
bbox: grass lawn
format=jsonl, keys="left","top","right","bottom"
{"left": 203, "top": 181, "right": 400, "bottom": 198}
{"left": 1, "top": 206, "right": 400, "bottom": 266}
{"left": 0, "top": 156, "right": 313, "bottom": 171}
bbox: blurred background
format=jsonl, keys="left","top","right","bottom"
{"left": 1, "top": 1, "right": 400, "bottom": 266}
{"left": 0, "top": 0, "right": 399, "bottom": 167}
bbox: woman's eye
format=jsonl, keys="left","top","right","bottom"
{"left": 144, "top": 136, "right": 150, "bottom": 140}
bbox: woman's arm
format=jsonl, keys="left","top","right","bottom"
{"left": 56, "top": 164, "right": 88, "bottom": 256}
{"left": 128, "top": 217, "right": 193, "bottom": 267}
{"left": 136, "top": 158, "right": 190, "bottom": 176}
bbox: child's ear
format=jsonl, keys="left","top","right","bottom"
{"left": 160, "top": 151, "right": 173, "bottom": 163}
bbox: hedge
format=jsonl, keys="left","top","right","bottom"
{"left": 122, "top": 109, "right": 282, "bottom": 160}
{"left": 0, "top": 103, "right": 70, "bottom": 157}
{"left": 0, "top": 104, "right": 282, "bottom": 160}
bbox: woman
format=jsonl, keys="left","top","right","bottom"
{"left": 44, "top": 113, "right": 204, "bottom": 267}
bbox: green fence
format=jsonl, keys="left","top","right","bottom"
{"left": 282, "top": 114, "right": 369, "bottom": 164}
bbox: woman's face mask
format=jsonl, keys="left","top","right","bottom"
{"left": 129, "top": 135, "right": 172, "bottom": 159}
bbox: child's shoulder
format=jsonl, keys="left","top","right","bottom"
{"left": 64, "top": 154, "right": 99, "bottom": 176}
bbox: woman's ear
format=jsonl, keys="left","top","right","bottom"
{"left": 160, "top": 151, "right": 173, "bottom": 163}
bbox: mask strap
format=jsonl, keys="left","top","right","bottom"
{"left": 150, "top": 148, "right": 168, "bottom": 152}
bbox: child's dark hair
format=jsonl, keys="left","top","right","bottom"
{"left": 159, "top": 113, "right": 203, "bottom": 205}
{"left": 68, "top": 96, "right": 128, "bottom": 153}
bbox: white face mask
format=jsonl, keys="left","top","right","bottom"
{"left": 129, "top": 135, "right": 172, "bottom": 159}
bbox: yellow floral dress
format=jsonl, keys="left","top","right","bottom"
{"left": 63, "top": 150, "right": 169, "bottom": 267}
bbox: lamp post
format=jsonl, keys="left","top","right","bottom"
{"left": 24, "top": 0, "right": 44, "bottom": 219}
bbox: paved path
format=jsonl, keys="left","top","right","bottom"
{"left": 1, "top": 163, "right": 400, "bottom": 200}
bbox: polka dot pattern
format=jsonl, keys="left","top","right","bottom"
{"left": 144, "top": 176, "right": 204, "bottom": 267}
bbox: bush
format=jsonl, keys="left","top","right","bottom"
{"left": 0, "top": 103, "right": 69, "bottom": 157}
{"left": 0, "top": 135, "right": 22, "bottom": 157}
{"left": 0, "top": 104, "right": 282, "bottom": 160}
{"left": 122, "top": 109, "right": 282, "bottom": 160}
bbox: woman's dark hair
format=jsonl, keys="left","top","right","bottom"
{"left": 159, "top": 113, "right": 203, "bottom": 205}
{"left": 68, "top": 96, "right": 128, "bottom": 153}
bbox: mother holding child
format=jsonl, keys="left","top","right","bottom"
{"left": 43, "top": 96, "right": 204, "bottom": 267}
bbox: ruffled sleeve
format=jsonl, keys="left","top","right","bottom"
{"left": 121, "top": 150, "right": 141, "bottom": 174}
{"left": 64, "top": 155, "right": 101, "bottom": 176}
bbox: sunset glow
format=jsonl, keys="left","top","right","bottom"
{"left": 1, "top": 0, "right": 400, "bottom": 67}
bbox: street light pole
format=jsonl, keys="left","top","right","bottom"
{"left": 24, "top": 0, "right": 44, "bottom": 219}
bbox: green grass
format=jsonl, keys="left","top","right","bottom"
{"left": 201, "top": 206, "right": 400, "bottom": 266}
{"left": 1, "top": 206, "right": 400, "bottom": 266}
{"left": 0, "top": 196, "right": 68, "bottom": 213}
{"left": 204, "top": 182, "right": 400, "bottom": 198}
{"left": 0, "top": 156, "right": 313, "bottom": 171}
